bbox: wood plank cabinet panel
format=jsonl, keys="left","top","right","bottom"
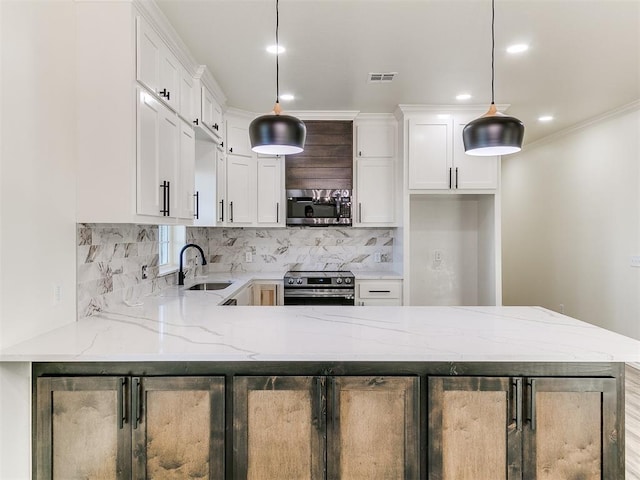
{"left": 523, "top": 377, "right": 618, "bottom": 480}
{"left": 429, "top": 376, "right": 517, "bottom": 480}
{"left": 36, "top": 377, "right": 131, "bottom": 480}
{"left": 132, "top": 376, "right": 225, "bottom": 480}
{"left": 328, "top": 376, "right": 419, "bottom": 480}
{"left": 233, "top": 376, "right": 325, "bottom": 480}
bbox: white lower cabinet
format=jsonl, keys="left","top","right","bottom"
{"left": 252, "top": 281, "right": 283, "bottom": 306}
{"left": 356, "top": 280, "right": 403, "bottom": 306}
{"left": 234, "top": 284, "right": 254, "bottom": 306}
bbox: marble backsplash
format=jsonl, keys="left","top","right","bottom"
{"left": 77, "top": 224, "right": 395, "bottom": 318}
{"left": 202, "top": 227, "right": 395, "bottom": 273}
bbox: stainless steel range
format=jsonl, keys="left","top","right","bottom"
{"left": 283, "top": 271, "right": 355, "bottom": 306}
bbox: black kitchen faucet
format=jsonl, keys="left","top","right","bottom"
{"left": 178, "top": 243, "right": 207, "bottom": 286}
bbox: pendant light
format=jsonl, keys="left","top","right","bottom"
{"left": 249, "top": 0, "right": 306, "bottom": 155}
{"left": 463, "top": 0, "right": 524, "bottom": 156}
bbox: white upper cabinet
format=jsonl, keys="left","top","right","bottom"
{"left": 178, "top": 65, "right": 196, "bottom": 124}
{"left": 178, "top": 121, "right": 196, "bottom": 220}
{"left": 408, "top": 113, "right": 498, "bottom": 192}
{"left": 136, "top": 88, "right": 179, "bottom": 219}
{"left": 257, "top": 156, "right": 284, "bottom": 226}
{"left": 226, "top": 155, "right": 255, "bottom": 225}
{"left": 356, "top": 124, "right": 395, "bottom": 158}
{"left": 226, "top": 116, "right": 253, "bottom": 158}
{"left": 201, "top": 86, "right": 224, "bottom": 140}
{"left": 452, "top": 114, "right": 499, "bottom": 190}
{"left": 355, "top": 158, "right": 395, "bottom": 225}
{"left": 353, "top": 117, "right": 397, "bottom": 226}
{"left": 136, "top": 16, "right": 179, "bottom": 111}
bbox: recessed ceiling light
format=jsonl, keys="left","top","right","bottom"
{"left": 280, "top": 94, "right": 295, "bottom": 101}
{"left": 507, "top": 44, "right": 529, "bottom": 54}
{"left": 456, "top": 93, "right": 472, "bottom": 101}
{"left": 266, "top": 45, "right": 285, "bottom": 54}
{"left": 538, "top": 115, "right": 554, "bottom": 122}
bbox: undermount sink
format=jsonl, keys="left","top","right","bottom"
{"left": 187, "top": 282, "right": 233, "bottom": 291}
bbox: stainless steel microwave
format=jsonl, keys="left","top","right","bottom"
{"left": 286, "top": 189, "right": 352, "bottom": 226}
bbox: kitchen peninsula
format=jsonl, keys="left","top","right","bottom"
{"left": 2, "top": 286, "right": 640, "bottom": 478}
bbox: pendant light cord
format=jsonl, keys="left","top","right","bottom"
{"left": 275, "top": 0, "right": 280, "bottom": 104}
{"left": 491, "top": 0, "right": 495, "bottom": 105}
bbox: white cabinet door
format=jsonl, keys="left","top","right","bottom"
{"left": 179, "top": 66, "right": 196, "bottom": 124}
{"left": 178, "top": 121, "right": 196, "bottom": 220}
{"left": 256, "top": 157, "right": 283, "bottom": 226}
{"left": 227, "top": 155, "right": 255, "bottom": 225}
{"left": 355, "top": 158, "right": 395, "bottom": 225}
{"left": 136, "top": 16, "right": 161, "bottom": 95}
{"left": 216, "top": 147, "right": 227, "bottom": 225}
{"left": 201, "top": 86, "right": 223, "bottom": 139}
{"left": 137, "top": 90, "right": 162, "bottom": 217}
{"left": 159, "top": 47, "right": 180, "bottom": 111}
{"left": 408, "top": 117, "right": 452, "bottom": 190}
{"left": 453, "top": 117, "right": 498, "bottom": 190}
{"left": 226, "top": 118, "right": 252, "bottom": 158}
{"left": 356, "top": 124, "right": 395, "bottom": 158}
{"left": 136, "top": 16, "right": 179, "bottom": 111}
{"left": 159, "top": 106, "right": 180, "bottom": 218}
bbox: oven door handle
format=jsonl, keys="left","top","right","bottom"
{"left": 284, "top": 290, "right": 355, "bottom": 299}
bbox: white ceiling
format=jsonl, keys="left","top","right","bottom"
{"left": 156, "top": 0, "right": 640, "bottom": 144}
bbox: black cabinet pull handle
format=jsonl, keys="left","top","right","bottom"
{"left": 229, "top": 147, "right": 233, "bottom": 153}
{"left": 194, "top": 191, "right": 199, "bottom": 219}
{"left": 455, "top": 167, "right": 459, "bottom": 189}
{"left": 117, "top": 377, "right": 126, "bottom": 429}
{"left": 220, "top": 141, "right": 224, "bottom": 148}
{"left": 220, "top": 199, "right": 224, "bottom": 222}
{"left": 193, "top": 118, "right": 199, "bottom": 126}
{"left": 358, "top": 151, "right": 362, "bottom": 156}
{"left": 159, "top": 88, "right": 170, "bottom": 100}
{"left": 229, "top": 201, "right": 234, "bottom": 222}
{"left": 160, "top": 181, "right": 169, "bottom": 216}
{"left": 512, "top": 378, "right": 523, "bottom": 431}
{"left": 449, "top": 168, "right": 452, "bottom": 189}
{"left": 132, "top": 377, "right": 142, "bottom": 429}
{"left": 528, "top": 379, "right": 537, "bottom": 430}
{"left": 213, "top": 123, "right": 219, "bottom": 130}
{"left": 276, "top": 202, "right": 279, "bottom": 223}
{"left": 166, "top": 181, "right": 170, "bottom": 217}
{"left": 369, "top": 290, "right": 391, "bottom": 293}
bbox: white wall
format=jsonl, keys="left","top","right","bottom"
{"left": 502, "top": 105, "right": 640, "bottom": 339}
{"left": 0, "top": 0, "right": 77, "bottom": 350}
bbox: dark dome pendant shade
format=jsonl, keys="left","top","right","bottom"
{"left": 249, "top": 103, "right": 306, "bottom": 155}
{"left": 249, "top": 0, "right": 306, "bottom": 155}
{"left": 463, "top": 0, "right": 525, "bottom": 156}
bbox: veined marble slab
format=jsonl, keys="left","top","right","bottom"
{"left": 1, "top": 296, "right": 640, "bottom": 362}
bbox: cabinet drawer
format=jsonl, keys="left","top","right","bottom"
{"left": 358, "top": 281, "right": 402, "bottom": 299}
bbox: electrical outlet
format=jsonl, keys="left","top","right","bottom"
{"left": 433, "top": 249, "right": 443, "bottom": 268}
{"left": 631, "top": 255, "right": 640, "bottom": 267}
{"left": 245, "top": 251, "right": 253, "bottom": 263}
{"left": 374, "top": 252, "right": 382, "bottom": 263}
{"left": 141, "top": 265, "right": 148, "bottom": 280}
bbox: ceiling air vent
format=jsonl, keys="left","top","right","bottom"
{"left": 368, "top": 72, "right": 397, "bottom": 83}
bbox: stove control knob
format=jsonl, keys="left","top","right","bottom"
{"left": 287, "top": 278, "right": 294, "bottom": 285}
{"left": 296, "top": 278, "right": 303, "bottom": 285}
{"left": 345, "top": 278, "right": 352, "bottom": 284}
{"left": 336, "top": 278, "right": 343, "bottom": 284}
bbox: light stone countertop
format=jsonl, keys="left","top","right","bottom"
{"left": 1, "top": 274, "right": 640, "bottom": 362}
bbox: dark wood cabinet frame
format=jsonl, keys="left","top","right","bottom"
{"left": 32, "top": 361, "right": 625, "bottom": 479}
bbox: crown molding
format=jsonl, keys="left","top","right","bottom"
{"left": 522, "top": 100, "right": 640, "bottom": 151}
{"left": 396, "top": 104, "right": 511, "bottom": 116}
{"left": 285, "top": 111, "right": 360, "bottom": 121}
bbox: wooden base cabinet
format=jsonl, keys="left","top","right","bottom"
{"left": 428, "top": 376, "right": 618, "bottom": 480}
{"left": 233, "top": 375, "right": 419, "bottom": 479}
{"left": 36, "top": 376, "right": 225, "bottom": 480}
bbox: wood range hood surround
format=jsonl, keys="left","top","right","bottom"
{"left": 285, "top": 121, "right": 353, "bottom": 190}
